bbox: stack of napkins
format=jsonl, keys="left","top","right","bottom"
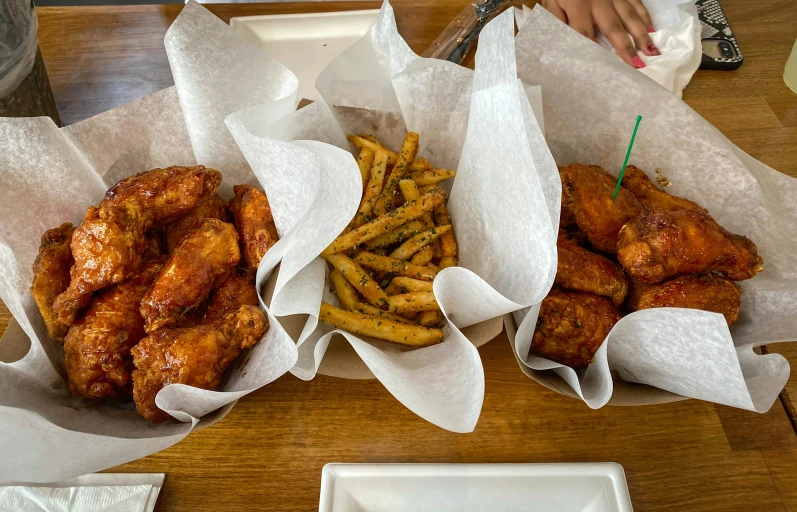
{"left": 0, "top": 474, "right": 164, "bottom": 512}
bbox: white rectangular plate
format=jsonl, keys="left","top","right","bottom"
{"left": 319, "top": 463, "right": 633, "bottom": 512}
{"left": 230, "top": 9, "right": 380, "bottom": 102}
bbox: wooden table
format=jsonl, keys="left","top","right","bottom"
{"left": 2, "top": 0, "right": 796, "bottom": 510}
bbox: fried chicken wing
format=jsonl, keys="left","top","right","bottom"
{"left": 560, "top": 164, "right": 642, "bottom": 253}
{"left": 131, "top": 305, "right": 267, "bottom": 423}
{"left": 140, "top": 219, "right": 240, "bottom": 332}
{"left": 626, "top": 274, "right": 742, "bottom": 326}
{"left": 203, "top": 273, "right": 259, "bottom": 323}
{"left": 229, "top": 185, "right": 279, "bottom": 273}
{"left": 64, "top": 259, "right": 163, "bottom": 399}
{"left": 30, "top": 223, "right": 75, "bottom": 342}
{"left": 621, "top": 165, "right": 707, "bottom": 214}
{"left": 102, "top": 165, "right": 222, "bottom": 223}
{"left": 617, "top": 207, "right": 763, "bottom": 284}
{"left": 556, "top": 231, "right": 628, "bottom": 306}
{"left": 53, "top": 203, "right": 153, "bottom": 326}
{"left": 165, "top": 193, "right": 228, "bottom": 252}
{"left": 530, "top": 289, "right": 621, "bottom": 369}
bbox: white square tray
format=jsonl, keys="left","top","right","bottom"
{"left": 230, "top": 9, "right": 380, "bottom": 102}
{"left": 319, "top": 463, "right": 633, "bottom": 512}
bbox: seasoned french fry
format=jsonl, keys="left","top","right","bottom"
{"left": 402, "top": 312, "right": 419, "bottom": 321}
{"left": 323, "top": 187, "right": 447, "bottom": 255}
{"left": 354, "top": 303, "right": 413, "bottom": 324}
{"left": 434, "top": 203, "right": 458, "bottom": 262}
{"left": 409, "top": 157, "right": 432, "bottom": 173}
{"left": 411, "top": 169, "right": 456, "bottom": 186}
{"left": 389, "top": 276, "right": 434, "bottom": 293}
{"left": 365, "top": 219, "right": 426, "bottom": 249}
{"left": 352, "top": 149, "right": 389, "bottom": 228}
{"left": 330, "top": 270, "right": 360, "bottom": 310}
{"left": 398, "top": 180, "right": 434, "bottom": 227}
{"left": 319, "top": 302, "right": 443, "bottom": 346}
{"left": 348, "top": 135, "right": 398, "bottom": 165}
{"left": 410, "top": 245, "right": 434, "bottom": 266}
{"left": 357, "top": 134, "right": 381, "bottom": 144}
{"left": 354, "top": 251, "right": 438, "bottom": 281}
{"left": 440, "top": 256, "right": 458, "bottom": 269}
{"left": 325, "top": 253, "right": 388, "bottom": 309}
{"left": 373, "top": 132, "right": 419, "bottom": 215}
{"left": 385, "top": 280, "right": 404, "bottom": 295}
{"left": 418, "top": 184, "right": 435, "bottom": 194}
{"left": 356, "top": 147, "right": 375, "bottom": 185}
{"left": 418, "top": 310, "right": 445, "bottom": 328}
{"left": 387, "top": 291, "right": 440, "bottom": 313}
{"left": 390, "top": 225, "right": 451, "bottom": 260}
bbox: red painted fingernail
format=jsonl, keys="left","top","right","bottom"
{"left": 647, "top": 43, "right": 661, "bottom": 56}
{"left": 647, "top": 25, "right": 655, "bottom": 33}
{"left": 632, "top": 56, "right": 646, "bottom": 68}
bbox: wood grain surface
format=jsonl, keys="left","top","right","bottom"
{"left": 0, "top": 0, "right": 795, "bottom": 510}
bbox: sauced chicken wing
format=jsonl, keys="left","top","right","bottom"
{"left": 64, "top": 259, "right": 163, "bottom": 399}
{"left": 30, "top": 223, "right": 75, "bottom": 342}
{"left": 531, "top": 289, "right": 621, "bottom": 369}
{"left": 556, "top": 231, "right": 628, "bottom": 306}
{"left": 140, "top": 219, "right": 240, "bottom": 332}
{"left": 621, "top": 165, "right": 707, "bottom": 214}
{"left": 626, "top": 274, "right": 742, "bottom": 326}
{"left": 165, "top": 193, "right": 228, "bottom": 252}
{"left": 131, "top": 305, "right": 267, "bottom": 423}
{"left": 617, "top": 207, "right": 763, "bottom": 284}
{"left": 53, "top": 203, "right": 152, "bottom": 326}
{"left": 203, "top": 273, "right": 260, "bottom": 323}
{"left": 229, "top": 185, "right": 279, "bottom": 273}
{"left": 102, "top": 165, "right": 222, "bottom": 223}
{"left": 560, "top": 164, "right": 642, "bottom": 253}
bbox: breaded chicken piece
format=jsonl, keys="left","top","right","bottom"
{"left": 621, "top": 165, "right": 708, "bottom": 214}
{"left": 30, "top": 223, "right": 75, "bottom": 342}
{"left": 140, "top": 219, "right": 240, "bottom": 332}
{"left": 560, "top": 164, "right": 642, "bottom": 253}
{"left": 64, "top": 259, "right": 163, "bottom": 399}
{"left": 229, "top": 185, "right": 279, "bottom": 273}
{"left": 165, "top": 193, "right": 228, "bottom": 252}
{"left": 203, "top": 273, "right": 260, "bottom": 323}
{"left": 626, "top": 274, "right": 742, "bottom": 326}
{"left": 556, "top": 231, "right": 628, "bottom": 306}
{"left": 131, "top": 305, "right": 267, "bottom": 423}
{"left": 617, "top": 207, "right": 763, "bottom": 284}
{"left": 530, "top": 289, "right": 621, "bottom": 369}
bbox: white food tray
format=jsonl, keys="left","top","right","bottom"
{"left": 230, "top": 9, "right": 380, "bottom": 102}
{"left": 319, "top": 463, "right": 633, "bottom": 512}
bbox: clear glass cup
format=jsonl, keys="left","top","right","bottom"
{"left": 785, "top": 39, "right": 797, "bottom": 94}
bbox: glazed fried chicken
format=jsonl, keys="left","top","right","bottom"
{"left": 140, "top": 219, "right": 240, "bottom": 332}
{"left": 560, "top": 164, "right": 642, "bottom": 253}
{"left": 203, "top": 273, "right": 260, "bottom": 323}
{"left": 617, "top": 207, "right": 763, "bottom": 284}
{"left": 531, "top": 289, "right": 621, "bottom": 369}
{"left": 165, "top": 193, "right": 228, "bottom": 252}
{"left": 556, "top": 231, "right": 628, "bottom": 306}
{"left": 621, "top": 165, "right": 707, "bottom": 214}
{"left": 53, "top": 203, "right": 152, "bottom": 326}
{"left": 229, "top": 185, "right": 279, "bottom": 273}
{"left": 64, "top": 259, "right": 163, "bottom": 399}
{"left": 30, "top": 223, "right": 75, "bottom": 342}
{"left": 102, "top": 165, "right": 222, "bottom": 223}
{"left": 131, "top": 305, "right": 267, "bottom": 423}
{"left": 626, "top": 274, "right": 742, "bottom": 326}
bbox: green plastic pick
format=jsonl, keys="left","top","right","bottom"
{"left": 612, "top": 115, "right": 643, "bottom": 200}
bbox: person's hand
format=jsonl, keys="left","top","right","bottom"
{"left": 541, "top": 0, "right": 659, "bottom": 68}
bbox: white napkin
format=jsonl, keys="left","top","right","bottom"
{"left": 515, "top": 0, "right": 701, "bottom": 97}
{"left": 0, "top": 474, "right": 164, "bottom": 512}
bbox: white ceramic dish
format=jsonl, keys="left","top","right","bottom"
{"left": 319, "top": 462, "right": 633, "bottom": 512}
{"left": 230, "top": 9, "right": 380, "bottom": 102}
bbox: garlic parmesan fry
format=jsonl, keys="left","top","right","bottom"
{"left": 389, "top": 277, "right": 434, "bottom": 293}
{"left": 409, "top": 157, "right": 432, "bottom": 173}
{"left": 354, "top": 303, "right": 413, "bottom": 324}
{"left": 353, "top": 149, "right": 389, "bottom": 228}
{"left": 373, "top": 132, "right": 419, "bottom": 215}
{"left": 387, "top": 291, "right": 440, "bottom": 313}
{"left": 348, "top": 135, "right": 398, "bottom": 165}
{"left": 411, "top": 169, "right": 456, "bottom": 186}
{"left": 365, "top": 219, "right": 426, "bottom": 249}
{"left": 355, "top": 147, "right": 375, "bottom": 185}
{"left": 410, "top": 245, "right": 434, "bottom": 266}
{"left": 319, "top": 302, "right": 443, "bottom": 346}
{"left": 323, "top": 187, "right": 446, "bottom": 255}
{"left": 325, "top": 253, "right": 388, "bottom": 309}
{"left": 354, "top": 251, "right": 438, "bottom": 281}
{"left": 330, "top": 270, "right": 360, "bottom": 310}
{"left": 418, "top": 310, "right": 445, "bottom": 328}
{"left": 389, "top": 225, "right": 451, "bottom": 260}
{"left": 434, "top": 204, "right": 458, "bottom": 261}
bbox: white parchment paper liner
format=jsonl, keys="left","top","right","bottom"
{"left": 0, "top": 1, "right": 301, "bottom": 482}
{"left": 510, "top": 6, "right": 797, "bottom": 412}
